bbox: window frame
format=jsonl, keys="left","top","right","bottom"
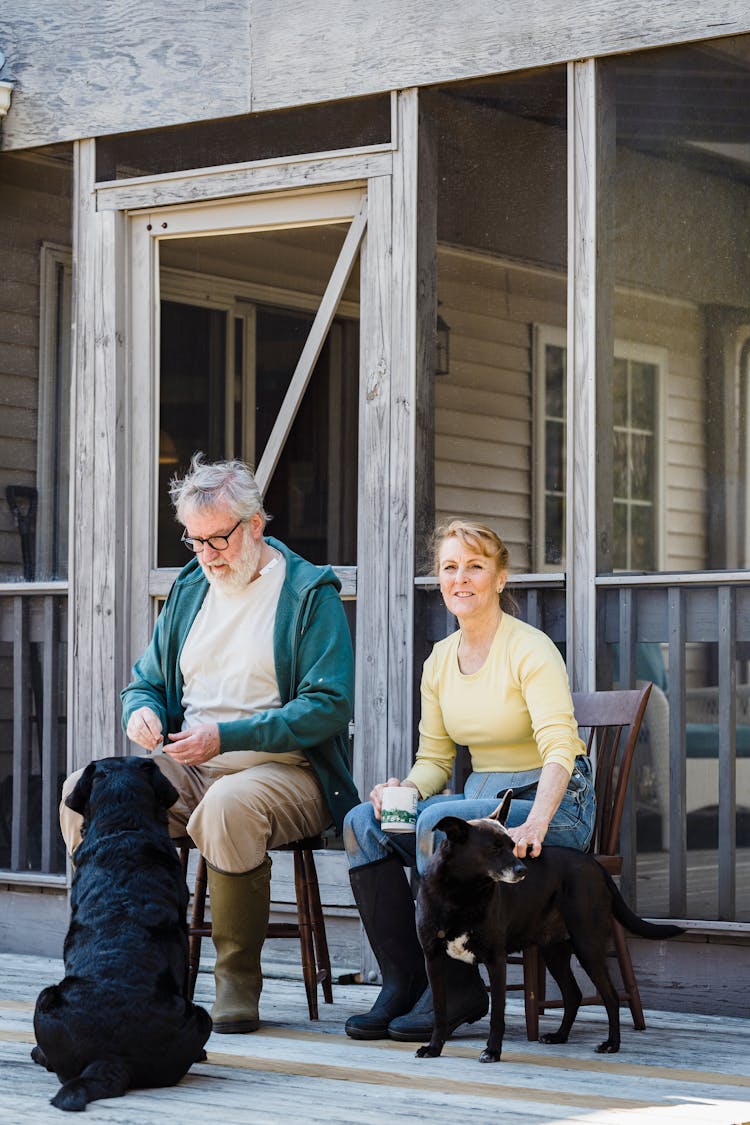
{"left": 533, "top": 323, "right": 667, "bottom": 573}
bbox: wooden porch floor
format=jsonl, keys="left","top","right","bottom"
{"left": 2, "top": 953, "right": 749, "bottom": 1125}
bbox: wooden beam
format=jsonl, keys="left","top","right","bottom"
{"left": 95, "top": 152, "right": 392, "bottom": 212}
{"left": 254, "top": 204, "right": 367, "bottom": 495}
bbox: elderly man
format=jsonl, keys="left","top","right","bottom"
{"left": 60, "top": 454, "right": 358, "bottom": 1033}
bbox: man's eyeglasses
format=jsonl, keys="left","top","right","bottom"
{"left": 181, "top": 519, "right": 244, "bottom": 553}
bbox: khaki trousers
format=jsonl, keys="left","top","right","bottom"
{"left": 60, "top": 752, "right": 331, "bottom": 874}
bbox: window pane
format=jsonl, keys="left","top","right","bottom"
{"left": 545, "top": 419, "right": 564, "bottom": 492}
{"left": 613, "top": 357, "right": 627, "bottom": 427}
{"left": 631, "top": 361, "right": 656, "bottom": 430}
{"left": 544, "top": 495, "right": 564, "bottom": 566}
{"left": 424, "top": 67, "right": 567, "bottom": 575}
{"left": 630, "top": 503, "right": 654, "bottom": 570}
{"left": 613, "top": 430, "right": 628, "bottom": 498}
{"left": 601, "top": 35, "right": 750, "bottom": 574}
{"left": 613, "top": 501, "right": 627, "bottom": 568}
{"left": 631, "top": 433, "right": 654, "bottom": 502}
{"left": 157, "top": 225, "right": 359, "bottom": 568}
{"left": 96, "top": 95, "right": 391, "bottom": 180}
{"left": 0, "top": 148, "right": 72, "bottom": 583}
{"left": 545, "top": 345, "right": 565, "bottom": 417}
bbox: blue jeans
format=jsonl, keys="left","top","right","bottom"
{"left": 343, "top": 757, "right": 596, "bottom": 876}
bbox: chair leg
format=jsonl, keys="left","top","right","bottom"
{"left": 293, "top": 848, "right": 319, "bottom": 1019}
{"left": 187, "top": 854, "right": 208, "bottom": 1002}
{"left": 302, "top": 847, "right": 333, "bottom": 1004}
{"left": 522, "top": 945, "right": 541, "bottom": 1041}
{"left": 611, "top": 918, "right": 646, "bottom": 1031}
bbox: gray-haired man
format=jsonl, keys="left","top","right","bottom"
{"left": 61, "top": 454, "right": 358, "bottom": 1032}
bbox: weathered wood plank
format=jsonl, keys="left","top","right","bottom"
{"left": 2, "top": 953, "right": 750, "bottom": 1123}
{"left": 566, "top": 59, "right": 615, "bottom": 693}
{"left": 96, "top": 151, "right": 392, "bottom": 212}
{"left": 70, "top": 144, "right": 128, "bottom": 769}
{"left": 5, "top": 2, "right": 750, "bottom": 151}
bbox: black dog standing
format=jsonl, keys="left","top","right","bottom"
{"left": 415, "top": 790, "right": 683, "bottom": 1063}
{"left": 32, "top": 757, "right": 212, "bottom": 1112}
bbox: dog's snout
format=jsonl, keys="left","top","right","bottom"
{"left": 512, "top": 860, "right": 527, "bottom": 881}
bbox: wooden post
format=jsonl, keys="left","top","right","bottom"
{"left": 70, "top": 140, "right": 128, "bottom": 771}
{"left": 566, "top": 60, "right": 615, "bottom": 693}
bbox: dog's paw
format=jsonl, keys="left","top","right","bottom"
{"left": 595, "top": 1039, "right": 620, "bottom": 1054}
{"left": 479, "top": 1048, "right": 501, "bottom": 1064}
{"left": 415, "top": 1044, "right": 442, "bottom": 1059}
{"left": 540, "top": 1031, "right": 568, "bottom": 1045}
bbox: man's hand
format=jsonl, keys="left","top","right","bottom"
{"left": 164, "top": 724, "right": 221, "bottom": 766}
{"left": 126, "top": 706, "right": 163, "bottom": 752}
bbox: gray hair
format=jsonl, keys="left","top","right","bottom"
{"left": 169, "top": 453, "right": 268, "bottom": 527}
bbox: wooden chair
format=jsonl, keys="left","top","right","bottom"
{"left": 511, "top": 681, "right": 654, "bottom": 1041}
{"left": 178, "top": 836, "right": 334, "bottom": 1020}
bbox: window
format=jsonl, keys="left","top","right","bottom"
{"left": 534, "top": 326, "right": 665, "bottom": 572}
{"left": 37, "top": 242, "right": 73, "bottom": 581}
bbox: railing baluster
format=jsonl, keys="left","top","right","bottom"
{"left": 11, "top": 597, "right": 31, "bottom": 872}
{"left": 618, "top": 588, "right": 637, "bottom": 904}
{"left": 717, "top": 586, "right": 736, "bottom": 920}
{"left": 668, "top": 587, "right": 687, "bottom": 917}
{"left": 41, "top": 597, "right": 60, "bottom": 873}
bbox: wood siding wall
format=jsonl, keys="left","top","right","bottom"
{"left": 0, "top": 154, "right": 71, "bottom": 576}
{"left": 433, "top": 249, "right": 709, "bottom": 577}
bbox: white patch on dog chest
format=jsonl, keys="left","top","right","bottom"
{"left": 446, "top": 933, "right": 476, "bottom": 964}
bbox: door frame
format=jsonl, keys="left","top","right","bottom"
{"left": 71, "top": 112, "right": 428, "bottom": 820}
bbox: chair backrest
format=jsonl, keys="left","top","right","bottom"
{"left": 571, "top": 682, "right": 653, "bottom": 857}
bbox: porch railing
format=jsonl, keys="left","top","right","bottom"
{"left": 598, "top": 574, "right": 750, "bottom": 924}
{"left": 416, "top": 572, "right": 750, "bottom": 926}
{"left": 0, "top": 583, "right": 68, "bottom": 878}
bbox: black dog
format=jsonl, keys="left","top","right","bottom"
{"left": 32, "top": 757, "right": 212, "bottom": 1111}
{"left": 415, "top": 791, "right": 683, "bottom": 1063}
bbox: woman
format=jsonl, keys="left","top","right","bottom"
{"left": 343, "top": 519, "right": 596, "bottom": 1042}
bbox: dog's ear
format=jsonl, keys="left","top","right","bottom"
{"left": 489, "top": 790, "right": 513, "bottom": 826}
{"left": 65, "top": 761, "right": 98, "bottom": 814}
{"left": 147, "top": 761, "right": 180, "bottom": 809}
{"left": 434, "top": 816, "right": 470, "bottom": 844}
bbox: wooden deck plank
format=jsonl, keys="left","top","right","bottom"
{"left": 2, "top": 955, "right": 749, "bottom": 1125}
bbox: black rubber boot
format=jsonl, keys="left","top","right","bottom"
{"left": 345, "top": 855, "right": 427, "bottom": 1040}
{"left": 387, "top": 956, "right": 489, "bottom": 1042}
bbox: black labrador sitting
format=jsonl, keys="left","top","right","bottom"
{"left": 32, "top": 756, "right": 212, "bottom": 1112}
{"left": 415, "top": 790, "right": 683, "bottom": 1063}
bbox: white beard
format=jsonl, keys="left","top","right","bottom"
{"left": 200, "top": 531, "right": 263, "bottom": 594}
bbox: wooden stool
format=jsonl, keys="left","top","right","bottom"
{"left": 178, "top": 836, "right": 334, "bottom": 1020}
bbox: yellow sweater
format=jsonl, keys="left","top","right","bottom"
{"left": 406, "top": 613, "right": 584, "bottom": 798}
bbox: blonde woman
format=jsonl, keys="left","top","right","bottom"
{"left": 343, "top": 520, "right": 595, "bottom": 1042}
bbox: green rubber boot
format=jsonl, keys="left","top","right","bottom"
{"left": 207, "top": 856, "right": 271, "bottom": 1033}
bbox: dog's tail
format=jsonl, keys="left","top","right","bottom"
{"left": 51, "top": 1059, "right": 130, "bottom": 1112}
{"left": 604, "top": 868, "right": 684, "bottom": 940}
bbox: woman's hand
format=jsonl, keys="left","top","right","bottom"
{"left": 164, "top": 724, "right": 221, "bottom": 766}
{"left": 507, "top": 818, "right": 549, "bottom": 859}
{"left": 369, "top": 777, "right": 419, "bottom": 820}
{"left": 506, "top": 762, "right": 569, "bottom": 858}
{"left": 126, "top": 706, "right": 163, "bottom": 752}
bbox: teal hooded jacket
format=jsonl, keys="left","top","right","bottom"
{"left": 120, "top": 537, "right": 359, "bottom": 832}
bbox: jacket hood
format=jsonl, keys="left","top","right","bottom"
{"left": 172, "top": 536, "right": 341, "bottom": 599}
